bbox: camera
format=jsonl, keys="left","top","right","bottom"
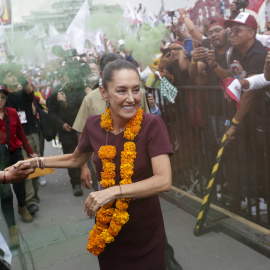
{"left": 168, "top": 10, "right": 175, "bottom": 18}
{"left": 234, "top": 0, "right": 249, "bottom": 10}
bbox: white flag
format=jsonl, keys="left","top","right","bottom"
{"left": 123, "top": 3, "right": 136, "bottom": 22}
{"left": 66, "top": 0, "right": 90, "bottom": 55}
{"left": 49, "top": 24, "right": 60, "bottom": 37}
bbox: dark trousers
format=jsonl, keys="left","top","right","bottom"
{"left": 60, "top": 131, "right": 81, "bottom": 187}
{"left": 10, "top": 148, "right": 26, "bottom": 207}
{"left": 0, "top": 184, "right": 16, "bottom": 227}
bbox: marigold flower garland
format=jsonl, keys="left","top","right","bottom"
{"left": 86, "top": 107, "right": 143, "bottom": 256}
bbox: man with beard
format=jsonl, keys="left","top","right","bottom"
{"left": 84, "top": 61, "right": 100, "bottom": 95}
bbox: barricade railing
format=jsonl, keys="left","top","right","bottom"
{"left": 146, "top": 85, "right": 270, "bottom": 229}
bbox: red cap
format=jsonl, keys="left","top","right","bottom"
{"left": 225, "top": 12, "right": 257, "bottom": 30}
{"left": 208, "top": 17, "right": 225, "bottom": 29}
{"left": 0, "top": 85, "right": 8, "bottom": 95}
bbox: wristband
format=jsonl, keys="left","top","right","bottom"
{"left": 191, "top": 60, "right": 197, "bottom": 65}
{"left": 3, "top": 171, "right": 6, "bottom": 185}
{"left": 210, "top": 62, "right": 218, "bottom": 69}
{"left": 40, "top": 157, "right": 45, "bottom": 169}
{"left": 232, "top": 117, "right": 240, "bottom": 125}
{"left": 241, "top": 79, "right": 249, "bottom": 90}
{"left": 35, "top": 157, "right": 39, "bottom": 168}
{"left": 17, "top": 76, "right": 29, "bottom": 88}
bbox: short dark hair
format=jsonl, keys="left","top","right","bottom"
{"left": 102, "top": 59, "right": 139, "bottom": 91}
{"left": 100, "top": 53, "right": 124, "bottom": 72}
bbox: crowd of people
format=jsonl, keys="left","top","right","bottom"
{"left": 1, "top": 3, "right": 270, "bottom": 270}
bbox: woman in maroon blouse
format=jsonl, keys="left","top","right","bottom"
{"left": 11, "top": 60, "right": 173, "bottom": 269}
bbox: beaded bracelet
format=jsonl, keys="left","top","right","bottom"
{"left": 40, "top": 158, "right": 45, "bottom": 169}
{"left": 35, "top": 157, "right": 39, "bottom": 168}
{"left": 36, "top": 157, "right": 45, "bottom": 169}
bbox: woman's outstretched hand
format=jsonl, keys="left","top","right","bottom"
{"left": 4, "top": 163, "right": 35, "bottom": 183}
{"left": 5, "top": 158, "right": 36, "bottom": 173}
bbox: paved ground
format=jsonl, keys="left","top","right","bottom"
{"left": 1, "top": 141, "right": 270, "bottom": 270}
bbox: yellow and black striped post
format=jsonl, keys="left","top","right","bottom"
{"left": 194, "top": 133, "right": 228, "bottom": 236}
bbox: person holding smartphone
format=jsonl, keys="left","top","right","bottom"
{"left": 157, "top": 41, "right": 190, "bottom": 87}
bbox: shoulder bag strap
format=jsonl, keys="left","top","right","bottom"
{"left": 4, "top": 107, "right": 10, "bottom": 151}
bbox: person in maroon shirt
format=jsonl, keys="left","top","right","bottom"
{"left": 11, "top": 60, "right": 177, "bottom": 269}
{"left": 0, "top": 85, "right": 36, "bottom": 248}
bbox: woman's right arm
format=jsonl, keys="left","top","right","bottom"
{"left": 10, "top": 147, "right": 92, "bottom": 171}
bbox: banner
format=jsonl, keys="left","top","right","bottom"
{"left": 246, "top": 0, "right": 265, "bottom": 14}
{"left": 0, "top": 0, "right": 11, "bottom": 26}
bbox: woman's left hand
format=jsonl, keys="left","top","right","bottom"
{"left": 83, "top": 186, "right": 119, "bottom": 218}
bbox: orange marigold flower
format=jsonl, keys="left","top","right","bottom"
{"left": 103, "top": 201, "right": 115, "bottom": 209}
{"left": 100, "top": 171, "right": 116, "bottom": 180}
{"left": 93, "top": 223, "right": 108, "bottom": 234}
{"left": 87, "top": 107, "right": 143, "bottom": 255}
{"left": 100, "top": 229, "right": 115, "bottom": 244}
{"left": 119, "top": 179, "right": 132, "bottom": 185}
{"left": 100, "top": 178, "right": 115, "bottom": 188}
{"left": 108, "top": 226, "right": 118, "bottom": 237}
{"left": 103, "top": 162, "right": 115, "bottom": 172}
{"left": 130, "top": 124, "right": 141, "bottom": 135}
{"left": 100, "top": 108, "right": 113, "bottom": 131}
{"left": 116, "top": 199, "right": 129, "bottom": 211}
{"left": 98, "top": 145, "right": 116, "bottom": 159}
{"left": 112, "top": 209, "right": 129, "bottom": 225}
{"left": 96, "top": 208, "right": 114, "bottom": 224}
{"left": 109, "top": 219, "right": 122, "bottom": 234}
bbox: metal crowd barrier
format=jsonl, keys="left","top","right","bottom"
{"left": 146, "top": 85, "right": 270, "bottom": 229}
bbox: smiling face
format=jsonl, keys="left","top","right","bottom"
{"left": 168, "top": 43, "right": 182, "bottom": 60}
{"left": 230, "top": 23, "right": 255, "bottom": 49}
{"left": 100, "top": 69, "right": 141, "bottom": 126}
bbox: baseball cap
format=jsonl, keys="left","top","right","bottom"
{"left": 225, "top": 12, "right": 257, "bottom": 30}
{"left": 208, "top": 17, "right": 225, "bottom": 29}
{"left": 118, "top": 39, "right": 125, "bottom": 48}
{"left": 0, "top": 85, "right": 8, "bottom": 95}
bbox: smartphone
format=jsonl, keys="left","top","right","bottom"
{"left": 162, "top": 48, "right": 170, "bottom": 56}
{"left": 183, "top": 39, "right": 193, "bottom": 57}
{"left": 202, "top": 38, "right": 211, "bottom": 50}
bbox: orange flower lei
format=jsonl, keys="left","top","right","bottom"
{"left": 87, "top": 107, "right": 143, "bottom": 256}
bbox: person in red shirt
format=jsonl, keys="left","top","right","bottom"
{"left": 0, "top": 85, "right": 36, "bottom": 247}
